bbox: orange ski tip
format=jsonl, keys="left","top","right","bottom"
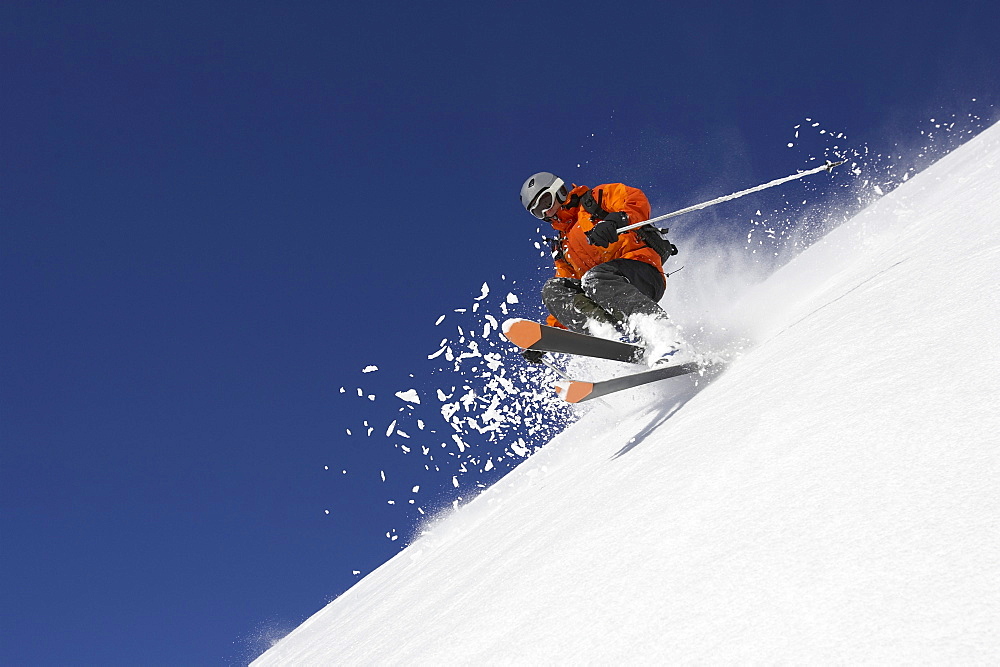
{"left": 554, "top": 381, "right": 594, "bottom": 404}
{"left": 501, "top": 318, "right": 542, "bottom": 349}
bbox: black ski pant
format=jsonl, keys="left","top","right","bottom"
{"left": 541, "top": 258, "right": 667, "bottom": 335}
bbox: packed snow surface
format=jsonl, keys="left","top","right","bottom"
{"left": 255, "top": 122, "right": 1000, "bottom": 664}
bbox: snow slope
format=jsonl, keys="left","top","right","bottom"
{"left": 254, "top": 122, "right": 1000, "bottom": 664}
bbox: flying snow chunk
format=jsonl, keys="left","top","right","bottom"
{"left": 506, "top": 292, "right": 518, "bottom": 304}
{"left": 362, "top": 365, "right": 378, "bottom": 373}
{"left": 395, "top": 389, "right": 421, "bottom": 404}
{"left": 475, "top": 282, "right": 490, "bottom": 301}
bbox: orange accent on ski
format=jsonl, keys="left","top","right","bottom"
{"left": 555, "top": 381, "right": 594, "bottom": 404}
{"left": 502, "top": 319, "right": 543, "bottom": 349}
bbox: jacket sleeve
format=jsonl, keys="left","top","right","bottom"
{"left": 616, "top": 184, "right": 651, "bottom": 225}
{"left": 549, "top": 232, "right": 575, "bottom": 278}
{"left": 604, "top": 183, "right": 663, "bottom": 271}
{"left": 553, "top": 256, "right": 574, "bottom": 278}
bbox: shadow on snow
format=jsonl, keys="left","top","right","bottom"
{"left": 610, "top": 366, "right": 726, "bottom": 459}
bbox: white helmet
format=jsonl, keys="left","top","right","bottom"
{"left": 520, "top": 172, "right": 568, "bottom": 220}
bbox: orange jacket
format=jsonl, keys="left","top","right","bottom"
{"left": 548, "top": 183, "right": 662, "bottom": 278}
{"left": 545, "top": 182, "right": 664, "bottom": 328}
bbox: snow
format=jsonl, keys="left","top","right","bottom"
{"left": 254, "top": 121, "right": 1000, "bottom": 664}
{"left": 394, "top": 389, "right": 420, "bottom": 404}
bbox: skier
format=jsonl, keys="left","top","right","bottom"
{"left": 519, "top": 171, "right": 682, "bottom": 365}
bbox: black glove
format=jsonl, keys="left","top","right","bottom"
{"left": 521, "top": 349, "right": 546, "bottom": 364}
{"left": 585, "top": 211, "right": 629, "bottom": 248}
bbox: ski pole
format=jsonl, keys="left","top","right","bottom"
{"left": 616, "top": 158, "right": 846, "bottom": 234}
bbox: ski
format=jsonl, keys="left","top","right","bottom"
{"left": 553, "top": 362, "right": 707, "bottom": 403}
{"left": 502, "top": 318, "right": 643, "bottom": 364}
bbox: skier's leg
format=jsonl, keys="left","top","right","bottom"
{"left": 541, "top": 277, "right": 618, "bottom": 334}
{"left": 580, "top": 258, "right": 666, "bottom": 321}
{"left": 581, "top": 259, "right": 683, "bottom": 362}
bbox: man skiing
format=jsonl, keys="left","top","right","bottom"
{"left": 519, "top": 171, "right": 683, "bottom": 364}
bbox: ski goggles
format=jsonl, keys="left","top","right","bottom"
{"left": 528, "top": 178, "right": 566, "bottom": 219}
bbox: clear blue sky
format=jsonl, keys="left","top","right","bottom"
{"left": 2, "top": 2, "right": 997, "bottom": 664}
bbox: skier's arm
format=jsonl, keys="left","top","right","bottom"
{"left": 553, "top": 256, "right": 574, "bottom": 278}
{"left": 616, "top": 184, "right": 666, "bottom": 269}
{"left": 586, "top": 183, "right": 653, "bottom": 248}
{"left": 618, "top": 184, "right": 651, "bottom": 226}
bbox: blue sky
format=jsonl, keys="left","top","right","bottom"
{"left": 2, "top": 1, "right": 997, "bottom": 664}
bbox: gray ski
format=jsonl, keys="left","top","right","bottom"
{"left": 553, "top": 362, "right": 709, "bottom": 403}
{"left": 502, "top": 318, "right": 643, "bottom": 364}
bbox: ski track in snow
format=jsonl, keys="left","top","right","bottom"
{"left": 271, "top": 115, "right": 1000, "bottom": 663}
